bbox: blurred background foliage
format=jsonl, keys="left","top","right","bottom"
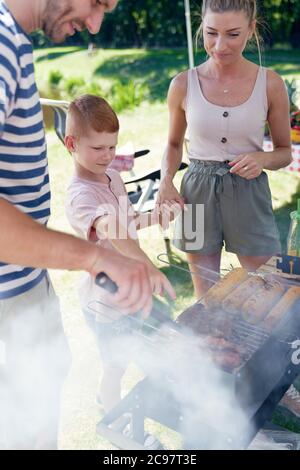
{"left": 30, "top": 0, "right": 300, "bottom": 49}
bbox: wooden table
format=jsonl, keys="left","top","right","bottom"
{"left": 259, "top": 255, "right": 300, "bottom": 283}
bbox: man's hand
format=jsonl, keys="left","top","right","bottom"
{"left": 89, "top": 249, "right": 153, "bottom": 317}
{"left": 229, "top": 152, "right": 265, "bottom": 179}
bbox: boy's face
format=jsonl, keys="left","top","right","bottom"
{"left": 71, "top": 129, "right": 118, "bottom": 177}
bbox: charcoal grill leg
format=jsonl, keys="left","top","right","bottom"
{"left": 131, "top": 394, "right": 145, "bottom": 444}
{"left": 97, "top": 380, "right": 146, "bottom": 448}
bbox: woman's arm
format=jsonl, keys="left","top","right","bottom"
{"left": 263, "top": 69, "right": 292, "bottom": 169}
{"left": 157, "top": 73, "right": 188, "bottom": 208}
{"left": 161, "top": 73, "right": 188, "bottom": 181}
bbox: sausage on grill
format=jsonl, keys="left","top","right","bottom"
{"left": 263, "top": 285, "right": 300, "bottom": 330}
{"left": 242, "top": 279, "right": 286, "bottom": 324}
{"left": 203, "top": 268, "right": 248, "bottom": 309}
{"left": 211, "top": 350, "right": 242, "bottom": 370}
{"left": 222, "top": 275, "right": 266, "bottom": 315}
{"left": 204, "top": 336, "right": 236, "bottom": 350}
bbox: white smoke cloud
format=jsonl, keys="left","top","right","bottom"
{"left": 89, "top": 301, "right": 252, "bottom": 450}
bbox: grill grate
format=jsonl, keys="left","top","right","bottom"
{"left": 231, "top": 320, "right": 270, "bottom": 359}
{"left": 88, "top": 296, "right": 298, "bottom": 374}
{"left": 88, "top": 254, "right": 300, "bottom": 374}
{"left": 95, "top": 255, "right": 300, "bottom": 449}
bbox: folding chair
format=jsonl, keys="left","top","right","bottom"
{"left": 40, "top": 98, "right": 69, "bottom": 145}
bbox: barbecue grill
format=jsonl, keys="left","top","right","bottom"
{"left": 91, "top": 257, "right": 300, "bottom": 450}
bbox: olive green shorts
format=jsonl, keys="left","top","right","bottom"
{"left": 173, "top": 160, "right": 281, "bottom": 256}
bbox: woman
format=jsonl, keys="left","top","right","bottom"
{"left": 157, "top": 0, "right": 300, "bottom": 424}
{"left": 157, "top": 0, "right": 292, "bottom": 298}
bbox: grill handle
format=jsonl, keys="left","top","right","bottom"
{"left": 95, "top": 272, "right": 179, "bottom": 329}
{"left": 95, "top": 272, "right": 118, "bottom": 294}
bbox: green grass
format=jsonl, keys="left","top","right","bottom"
{"left": 34, "top": 47, "right": 300, "bottom": 107}
{"left": 39, "top": 47, "right": 300, "bottom": 449}
{"left": 34, "top": 47, "right": 189, "bottom": 101}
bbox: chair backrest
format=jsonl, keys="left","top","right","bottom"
{"left": 40, "top": 98, "right": 69, "bottom": 144}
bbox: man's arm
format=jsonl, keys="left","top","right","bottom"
{"left": 0, "top": 198, "right": 152, "bottom": 314}
{"left": 0, "top": 199, "right": 96, "bottom": 271}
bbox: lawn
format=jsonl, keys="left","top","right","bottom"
{"left": 35, "top": 47, "right": 300, "bottom": 449}
{"left": 34, "top": 46, "right": 300, "bottom": 108}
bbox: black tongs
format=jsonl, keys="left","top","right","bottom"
{"left": 95, "top": 272, "right": 180, "bottom": 331}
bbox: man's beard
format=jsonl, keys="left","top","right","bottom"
{"left": 42, "top": 0, "right": 75, "bottom": 43}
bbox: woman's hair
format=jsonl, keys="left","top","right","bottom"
{"left": 195, "top": 0, "right": 263, "bottom": 65}
{"left": 66, "top": 94, "right": 119, "bottom": 137}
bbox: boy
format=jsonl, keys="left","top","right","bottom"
{"left": 65, "top": 94, "right": 179, "bottom": 445}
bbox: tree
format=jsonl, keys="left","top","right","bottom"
{"left": 31, "top": 1, "right": 300, "bottom": 49}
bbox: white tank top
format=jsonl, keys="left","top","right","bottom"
{"left": 185, "top": 66, "right": 268, "bottom": 162}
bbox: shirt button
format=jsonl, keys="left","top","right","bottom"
{"left": 223, "top": 111, "right": 229, "bottom": 117}
{"left": 221, "top": 137, "right": 227, "bottom": 143}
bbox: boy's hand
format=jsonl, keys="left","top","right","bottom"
{"left": 153, "top": 200, "right": 182, "bottom": 230}
{"left": 147, "top": 265, "right": 176, "bottom": 301}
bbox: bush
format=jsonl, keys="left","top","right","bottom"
{"left": 48, "top": 70, "right": 64, "bottom": 87}
{"left": 64, "top": 76, "right": 85, "bottom": 97}
{"left": 285, "top": 79, "right": 299, "bottom": 113}
{"left": 41, "top": 74, "right": 148, "bottom": 114}
{"left": 84, "top": 81, "right": 103, "bottom": 97}
{"left": 109, "top": 79, "right": 148, "bottom": 113}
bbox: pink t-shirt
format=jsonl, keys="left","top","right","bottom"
{"left": 65, "top": 169, "right": 138, "bottom": 322}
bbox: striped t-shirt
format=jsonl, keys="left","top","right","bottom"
{"left": 0, "top": 1, "right": 49, "bottom": 299}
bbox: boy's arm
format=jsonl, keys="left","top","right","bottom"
{"left": 134, "top": 201, "right": 183, "bottom": 231}
{"left": 134, "top": 211, "right": 159, "bottom": 231}
{"left": 95, "top": 214, "right": 153, "bottom": 266}
{"left": 94, "top": 214, "right": 176, "bottom": 300}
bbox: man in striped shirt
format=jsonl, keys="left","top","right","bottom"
{"left": 0, "top": 0, "right": 153, "bottom": 449}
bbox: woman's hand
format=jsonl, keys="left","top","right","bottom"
{"left": 157, "top": 177, "right": 185, "bottom": 207}
{"left": 229, "top": 152, "right": 266, "bottom": 179}
{"left": 156, "top": 178, "right": 185, "bottom": 229}
{"left": 152, "top": 199, "right": 182, "bottom": 230}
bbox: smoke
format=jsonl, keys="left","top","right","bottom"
{"left": 0, "top": 282, "right": 71, "bottom": 450}
{"left": 90, "top": 301, "right": 253, "bottom": 450}
{"left": 0, "top": 287, "right": 258, "bottom": 450}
